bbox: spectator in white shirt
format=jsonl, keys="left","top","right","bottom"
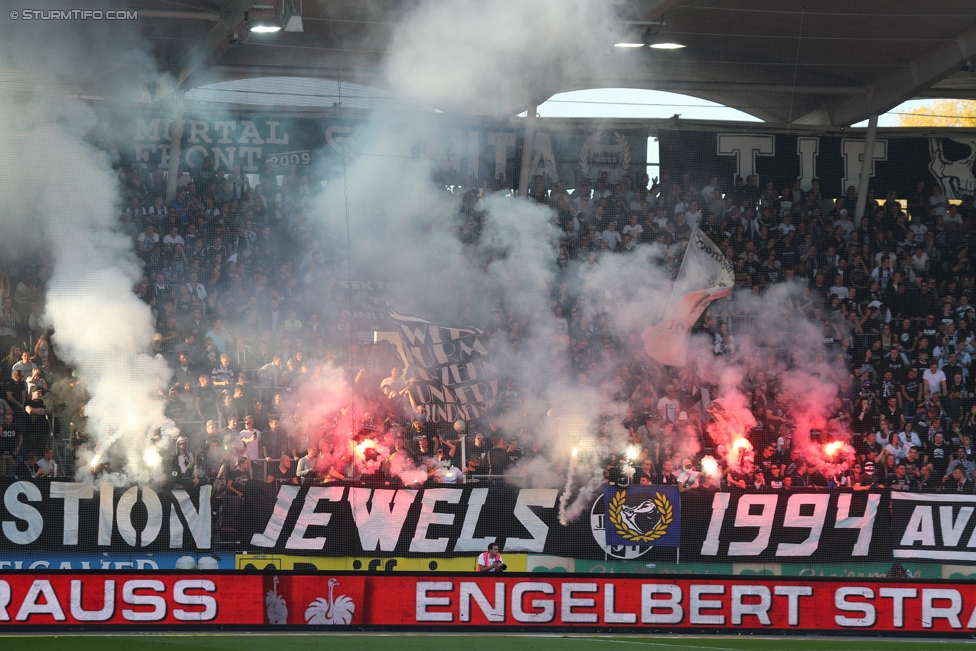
{"left": 163, "top": 226, "right": 184, "bottom": 249}
{"left": 601, "top": 222, "right": 622, "bottom": 251}
{"left": 622, "top": 214, "right": 644, "bottom": 242}
{"left": 922, "top": 362, "right": 947, "bottom": 396}
{"left": 35, "top": 448, "right": 57, "bottom": 477}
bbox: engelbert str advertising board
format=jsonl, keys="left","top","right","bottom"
{"left": 2, "top": 572, "right": 976, "bottom": 634}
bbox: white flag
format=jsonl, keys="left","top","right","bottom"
{"left": 642, "top": 228, "right": 734, "bottom": 367}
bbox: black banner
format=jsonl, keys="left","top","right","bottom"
{"left": 680, "top": 490, "right": 889, "bottom": 563}
{"left": 659, "top": 130, "right": 976, "bottom": 200}
{"left": 891, "top": 491, "right": 976, "bottom": 562}
{"left": 391, "top": 312, "right": 499, "bottom": 423}
{"left": 120, "top": 113, "right": 648, "bottom": 188}
{"left": 242, "top": 483, "right": 597, "bottom": 557}
{"left": 0, "top": 480, "right": 942, "bottom": 564}
{"left": 0, "top": 479, "right": 211, "bottom": 552}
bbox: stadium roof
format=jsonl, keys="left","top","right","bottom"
{"left": 132, "top": 0, "right": 976, "bottom": 126}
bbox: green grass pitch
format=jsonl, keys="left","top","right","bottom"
{"left": 6, "top": 635, "right": 975, "bottom": 651}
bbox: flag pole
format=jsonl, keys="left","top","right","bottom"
{"left": 666, "top": 227, "right": 699, "bottom": 313}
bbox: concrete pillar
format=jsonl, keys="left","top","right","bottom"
{"left": 853, "top": 114, "right": 879, "bottom": 227}
{"left": 518, "top": 105, "right": 538, "bottom": 198}
{"left": 165, "top": 94, "right": 185, "bottom": 204}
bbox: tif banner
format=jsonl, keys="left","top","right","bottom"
{"left": 4, "top": 572, "right": 976, "bottom": 634}
{"left": 603, "top": 485, "right": 681, "bottom": 547}
{"left": 658, "top": 130, "right": 976, "bottom": 200}
{"left": 391, "top": 311, "right": 499, "bottom": 422}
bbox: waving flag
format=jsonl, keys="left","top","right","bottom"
{"left": 391, "top": 311, "right": 499, "bottom": 422}
{"left": 642, "top": 228, "right": 734, "bottom": 367}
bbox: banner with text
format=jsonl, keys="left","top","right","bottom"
{"left": 659, "top": 130, "right": 976, "bottom": 200}
{"left": 0, "top": 479, "right": 211, "bottom": 552}
{"left": 391, "top": 311, "right": 499, "bottom": 422}
{"left": 121, "top": 113, "right": 648, "bottom": 188}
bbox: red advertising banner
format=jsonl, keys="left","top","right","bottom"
{"left": 367, "top": 575, "right": 976, "bottom": 633}
{"left": 3, "top": 572, "right": 976, "bottom": 634}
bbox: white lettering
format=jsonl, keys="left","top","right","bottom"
{"left": 834, "top": 587, "right": 875, "bottom": 627}
{"left": 416, "top": 581, "right": 453, "bottom": 622}
{"left": 774, "top": 585, "right": 812, "bottom": 626}
{"left": 251, "top": 485, "right": 299, "bottom": 547}
{"left": 729, "top": 494, "right": 778, "bottom": 556}
{"left": 3, "top": 482, "right": 43, "bottom": 545}
{"left": 511, "top": 582, "right": 554, "bottom": 623}
{"left": 505, "top": 489, "right": 557, "bottom": 552}
{"left": 777, "top": 494, "right": 829, "bottom": 556}
{"left": 701, "top": 492, "right": 731, "bottom": 556}
{"left": 901, "top": 506, "right": 937, "bottom": 546}
{"left": 122, "top": 580, "right": 166, "bottom": 621}
{"left": 16, "top": 580, "right": 65, "bottom": 621}
{"left": 410, "top": 489, "right": 461, "bottom": 553}
{"left": 879, "top": 587, "right": 917, "bottom": 628}
{"left": 561, "top": 583, "right": 598, "bottom": 623}
{"left": 690, "top": 585, "right": 725, "bottom": 625}
{"left": 731, "top": 585, "right": 771, "bottom": 625}
{"left": 173, "top": 580, "right": 217, "bottom": 621}
{"left": 604, "top": 584, "right": 637, "bottom": 624}
{"left": 286, "top": 487, "right": 342, "bottom": 550}
{"left": 70, "top": 580, "right": 114, "bottom": 622}
{"left": 453, "top": 488, "right": 494, "bottom": 552}
{"left": 922, "top": 588, "right": 962, "bottom": 629}
{"left": 459, "top": 582, "right": 504, "bottom": 623}
{"left": 350, "top": 488, "right": 416, "bottom": 552}
{"left": 641, "top": 584, "right": 683, "bottom": 624}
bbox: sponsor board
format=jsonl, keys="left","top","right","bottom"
{"left": 235, "top": 554, "right": 527, "bottom": 572}
{"left": 0, "top": 553, "right": 232, "bottom": 571}
{"left": 2, "top": 573, "right": 976, "bottom": 633}
{"left": 574, "top": 560, "right": 734, "bottom": 576}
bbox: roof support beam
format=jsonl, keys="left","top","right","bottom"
{"left": 795, "top": 24, "right": 976, "bottom": 126}
{"left": 172, "top": 0, "right": 258, "bottom": 90}
{"left": 630, "top": 0, "right": 682, "bottom": 23}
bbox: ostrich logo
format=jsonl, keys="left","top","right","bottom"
{"left": 305, "top": 578, "right": 355, "bottom": 625}
{"left": 265, "top": 576, "right": 288, "bottom": 625}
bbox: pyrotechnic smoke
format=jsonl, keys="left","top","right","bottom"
{"left": 0, "top": 12, "right": 174, "bottom": 483}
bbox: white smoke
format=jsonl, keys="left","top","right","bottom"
{"left": 0, "top": 10, "right": 173, "bottom": 482}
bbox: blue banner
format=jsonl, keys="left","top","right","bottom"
{"left": 603, "top": 485, "right": 681, "bottom": 548}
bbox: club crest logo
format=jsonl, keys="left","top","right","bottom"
{"left": 603, "top": 486, "right": 681, "bottom": 548}
{"left": 608, "top": 490, "right": 673, "bottom": 543}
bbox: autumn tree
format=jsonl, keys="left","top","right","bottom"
{"left": 896, "top": 99, "right": 976, "bottom": 127}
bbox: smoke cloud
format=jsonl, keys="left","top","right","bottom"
{"left": 0, "top": 9, "right": 173, "bottom": 483}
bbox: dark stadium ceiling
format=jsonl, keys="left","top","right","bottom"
{"left": 127, "top": 0, "right": 976, "bottom": 126}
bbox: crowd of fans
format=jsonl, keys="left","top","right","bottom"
{"left": 542, "top": 171, "right": 976, "bottom": 494}
{"left": 1, "top": 151, "right": 976, "bottom": 535}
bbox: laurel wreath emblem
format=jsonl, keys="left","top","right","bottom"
{"left": 608, "top": 490, "right": 673, "bottom": 543}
